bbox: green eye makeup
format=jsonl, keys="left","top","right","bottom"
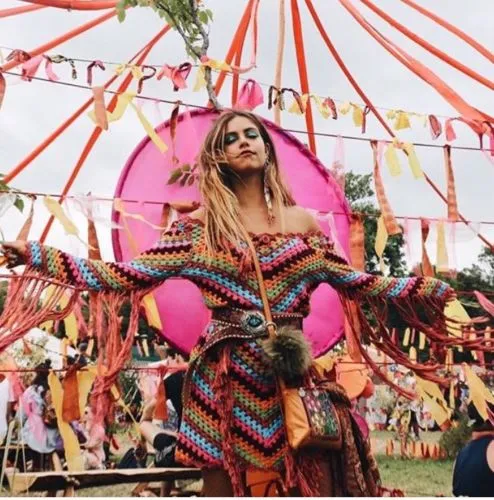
{"left": 224, "top": 133, "right": 238, "bottom": 145}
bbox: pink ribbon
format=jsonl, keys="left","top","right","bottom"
{"left": 444, "top": 118, "right": 457, "bottom": 142}
{"left": 157, "top": 63, "right": 192, "bottom": 91}
{"left": 21, "top": 54, "right": 59, "bottom": 82}
{"left": 235, "top": 79, "right": 263, "bottom": 111}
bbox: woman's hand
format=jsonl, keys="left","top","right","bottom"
{"left": 1, "top": 241, "right": 28, "bottom": 269}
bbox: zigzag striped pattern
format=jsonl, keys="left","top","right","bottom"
{"left": 175, "top": 339, "right": 286, "bottom": 471}
{"left": 26, "top": 216, "right": 452, "bottom": 307}
{"left": 25, "top": 216, "right": 454, "bottom": 473}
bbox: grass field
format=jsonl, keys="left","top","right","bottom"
{"left": 77, "top": 455, "right": 454, "bottom": 497}
{"left": 2, "top": 432, "right": 455, "bottom": 496}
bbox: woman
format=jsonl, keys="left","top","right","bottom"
{"left": 2, "top": 110, "right": 455, "bottom": 495}
{"left": 17, "top": 361, "right": 61, "bottom": 465}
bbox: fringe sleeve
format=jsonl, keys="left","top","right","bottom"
{"left": 322, "top": 244, "right": 453, "bottom": 302}
{"left": 308, "top": 232, "right": 472, "bottom": 397}
{"left": 0, "top": 219, "right": 197, "bottom": 423}
{"left": 24, "top": 219, "right": 194, "bottom": 292}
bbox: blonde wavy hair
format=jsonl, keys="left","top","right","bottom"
{"left": 198, "top": 110, "right": 295, "bottom": 257}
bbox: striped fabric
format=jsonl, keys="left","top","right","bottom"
{"left": 27, "top": 216, "right": 452, "bottom": 307}
{"left": 26, "top": 215, "right": 453, "bottom": 475}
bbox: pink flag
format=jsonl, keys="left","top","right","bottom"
{"left": 235, "top": 79, "right": 264, "bottom": 111}
{"left": 445, "top": 118, "right": 457, "bottom": 142}
{"left": 21, "top": 54, "right": 43, "bottom": 81}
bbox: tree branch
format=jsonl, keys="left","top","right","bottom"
{"left": 154, "top": 0, "right": 220, "bottom": 108}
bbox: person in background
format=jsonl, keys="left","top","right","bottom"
{"left": 17, "top": 361, "right": 61, "bottom": 469}
{"left": 452, "top": 401, "right": 494, "bottom": 497}
{"left": 0, "top": 372, "right": 15, "bottom": 445}
{"left": 139, "top": 369, "right": 185, "bottom": 467}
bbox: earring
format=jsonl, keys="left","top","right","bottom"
{"left": 263, "top": 148, "right": 275, "bottom": 225}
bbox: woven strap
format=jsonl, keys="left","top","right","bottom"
{"left": 244, "top": 236, "right": 277, "bottom": 341}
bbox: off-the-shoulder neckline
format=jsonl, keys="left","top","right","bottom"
{"left": 179, "top": 215, "right": 326, "bottom": 240}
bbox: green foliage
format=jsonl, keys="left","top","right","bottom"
{"left": 0, "top": 173, "right": 25, "bottom": 214}
{"left": 167, "top": 163, "right": 198, "bottom": 187}
{"left": 344, "top": 172, "right": 407, "bottom": 276}
{"left": 116, "top": 0, "right": 213, "bottom": 61}
{"left": 439, "top": 415, "right": 472, "bottom": 458}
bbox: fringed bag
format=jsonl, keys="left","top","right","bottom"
{"left": 245, "top": 235, "right": 342, "bottom": 451}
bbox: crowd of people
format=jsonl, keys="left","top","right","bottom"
{"left": 0, "top": 343, "right": 186, "bottom": 475}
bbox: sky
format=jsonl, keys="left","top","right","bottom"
{"left": 0, "top": 0, "right": 493, "bottom": 272}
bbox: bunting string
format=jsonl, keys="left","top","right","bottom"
{"left": 0, "top": 44, "right": 483, "bottom": 123}
{"left": 1, "top": 188, "right": 494, "bottom": 225}
{"left": 1, "top": 69, "right": 493, "bottom": 154}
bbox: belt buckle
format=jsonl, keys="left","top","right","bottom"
{"left": 240, "top": 310, "right": 267, "bottom": 336}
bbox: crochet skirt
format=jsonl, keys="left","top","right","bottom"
{"left": 174, "top": 311, "right": 381, "bottom": 496}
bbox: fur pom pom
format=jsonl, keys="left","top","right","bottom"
{"left": 263, "top": 326, "right": 313, "bottom": 385}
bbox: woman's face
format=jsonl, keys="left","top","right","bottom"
{"left": 222, "top": 116, "right": 267, "bottom": 176}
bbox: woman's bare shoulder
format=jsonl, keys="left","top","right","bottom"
{"left": 284, "top": 206, "right": 321, "bottom": 233}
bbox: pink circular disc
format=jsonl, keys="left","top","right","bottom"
{"left": 112, "top": 108, "right": 351, "bottom": 357}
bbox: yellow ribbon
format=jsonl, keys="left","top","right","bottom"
{"left": 384, "top": 142, "right": 402, "bottom": 176}
{"left": 375, "top": 215, "right": 388, "bottom": 274}
{"left": 115, "top": 64, "right": 143, "bottom": 80}
{"left": 193, "top": 66, "right": 207, "bottom": 91}
{"left": 130, "top": 100, "right": 168, "bottom": 153}
{"left": 416, "top": 377, "right": 451, "bottom": 426}
{"left": 339, "top": 101, "right": 351, "bottom": 115}
{"left": 463, "top": 364, "right": 494, "bottom": 420}
{"left": 113, "top": 198, "right": 164, "bottom": 230}
{"left": 401, "top": 142, "right": 423, "bottom": 179}
{"left": 394, "top": 111, "right": 411, "bottom": 130}
{"left": 43, "top": 196, "right": 91, "bottom": 250}
{"left": 351, "top": 104, "right": 364, "bottom": 127}
{"left": 202, "top": 59, "right": 231, "bottom": 72}
{"left": 89, "top": 92, "right": 167, "bottom": 152}
{"left": 288, "top": 94, "right": 306, "bottom": 115}
{"left": 386, "top": 109, "right": 396, "bottom": 120}
{"left": 43, "top": 196, "right": 78, "bottom": 236}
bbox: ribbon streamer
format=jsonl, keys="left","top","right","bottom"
{"left": 87, "top": 60, "right": 105, "bottom": 86}
{"left": 323, "top": 97, "right": 338, "bottom": 119}
{"left": 384, "top": 142, "right": 402, "bottom": 177}
{"left": 235, "top": 79, "right": 264, "bottom": 111}
{"left": 420, "top": 218, "right": 434, "bottom": 277}
{"left": 375, "top": 215, "right": 388, "bottom": 273}
{"left": 429, "top": 114, "right": 442, "bottom": 139}
{"left": 268, "top": 85, "right": 284, "bottom": 110}
{"left": 401, "top": 142, "right": 423, "bottom": 179}
{"left": 443, "top": 145, "right": 459, "bottom": 221}
{"left": 349, "top": 214, "right": 365, "bottom": 271}
{"left": 193, "top": 66, "right": 207, "bottom": 92}
{"left": 91, "top": 86, "right": 108, "bottom": 131}
{"left": 137, "top": 65, "right": 156, "bottom": 94}
{"left": 157, "top": 62, "right": 192, "bottom": 91}
{"left": 372, "top": 141, "right": 401, "bottom": 235}
{"left": 436, "top": 220, "right": 449, "bottom": 273}
{"left": 113, "top": 198, "right": 164, "bottom": 230}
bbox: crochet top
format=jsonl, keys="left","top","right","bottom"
{"left": 26, "top": 216, "right": 452, "bottom": 315}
